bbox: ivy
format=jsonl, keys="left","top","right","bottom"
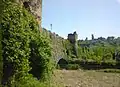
{"left": 1, "top": 1, "right": 53, "bottom": 86}
{"left": 0, "top": 0, "right": 5, "bottom": 83}
{"left": 1, "top": 2, "right": 32, "bottom": 85}
{"left": 29, "top": 32, "right": 53, "bottom": 80}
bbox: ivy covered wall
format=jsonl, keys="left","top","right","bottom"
{"left": 42, "top": 28, "right": 68, "bottom": 63}
{"left": 0, "top": 1, "right": 53, "bottom": 86}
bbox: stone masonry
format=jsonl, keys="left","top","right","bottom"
{"left": 15, "top": 0, "right": 42, "bottom": 28}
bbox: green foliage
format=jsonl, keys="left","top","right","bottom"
{"left": 77, "top": 46, "right": 82, "bottom": 58}
{"left": 66, "top": 64, "right": 79, "bottom": 70}
{"left": 1, "top": 1, "right": 53, "bottom": 86}
{"left": 11, "top": 75, "right": 49, "bottom": 87}
{"left": 64, "top": 40, "right": 76, "bottom": 59}
{"left": 57, "top": 64, "right": 67, "bottom": 69}
{"left": 0, "top": 0, "right": 5, "bottom": 83}
{"left": 29, "top": 32, "right": 54, "bottom": 81}
{"left": 1, "top": 2, "right": 32, "bottom": 85}
{"left": 77, "top": 41, "right": 116, "bottom": 64}
{"left": 57, "top": 63, "right": 80, "bottom": 70}
{"left": 1, "top": 74, "right": 49, "bottom": 87}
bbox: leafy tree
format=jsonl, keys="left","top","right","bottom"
{"left": 92, "top": 34, "right": 94, "bottom": 40}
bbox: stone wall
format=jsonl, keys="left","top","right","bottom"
{"left": 14, "top": 0, "right": 71, "bottom": 62}
{"left": 14, "top": 0, "right": 68, "bottom": 63}
{"left": 68, "top": 31, "right": 78, "bottom": 43}
{"left": 42, "top": 29, "right": 79, "bottom": 61}
{"left": 42, "top": 28, "right": 67, "bottom": 63}
{"left": 15, "top": 0, "right": 42, "bottom": 27}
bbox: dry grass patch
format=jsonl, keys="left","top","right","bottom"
{"left": 52, "top": 69, "right": 120, "bottom": 87}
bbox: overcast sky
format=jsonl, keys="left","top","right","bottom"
{"left": 42, "top": 0, "right": 120, "bottom": 40}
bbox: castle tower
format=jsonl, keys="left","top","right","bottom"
{"left": 16, "top": 0, "right": 42, "bottom": 31}
{"left": 68, "top": 31, "right": 78, "bottom": 43}
{"left": 68, "top": 31, "right": 78, "bottom": 57}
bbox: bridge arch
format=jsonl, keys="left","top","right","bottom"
{"left": 57, "top": 58, "right": 68, "bottom": 69}
{"left": 57, "top": 58, "right": 68, "bottom": 64}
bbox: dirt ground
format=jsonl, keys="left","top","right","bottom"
{"left": 52, "top": 70, "right": 120, "bottom": 87}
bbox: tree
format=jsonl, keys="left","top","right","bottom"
{"left": 85, "top": 37, "right": 88, "bottom": 41}
{"left": 92, "top": 34, "right": 94, "bottom": 40}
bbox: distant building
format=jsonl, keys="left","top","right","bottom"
{"left": 67, "top": 31, "right": 78, "bottom": 57}
{"left": 91, "top": 34, "right": 94, "bottom": 40}
{"left": 68, "top": 31, "right": 78, "bottom": 44}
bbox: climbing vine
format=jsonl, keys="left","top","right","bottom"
{"left": 0, "top": 1, "right": 53, "bottom": 86}
{"left": 29, "top": 32, "right": 53, "bottom": 80}
{"left": 1, "top": 2, "right": 33, "bottom": 85}
{"left": 0, "top": 0, "right": 4, "bottom": 83}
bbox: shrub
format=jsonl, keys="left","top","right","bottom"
{"left": 66, "top": 64, "right": 79, "bottom": 70}
{"left": 29, "top": 33, "right": 54, "bottom": 81}
{"left": 13, "top": 75, "right": 49, "bottom": 87}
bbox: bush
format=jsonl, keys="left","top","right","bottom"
{"left": 1, "top": 74, "right": 49, "bottom": 87}
{"left": 66, "top": 64, "right": 79, "bottom": 70}
{"left": 13, "top": 75, "right": 49, "bottom": 87}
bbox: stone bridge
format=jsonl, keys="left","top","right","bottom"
{"left": 41, "top": 28, "right": 68, "bottom": 64}
{"left": 15, "top": 0, "right": 68, "bottom": 64}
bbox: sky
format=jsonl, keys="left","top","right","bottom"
{"left": 42, "top": 0, "right": 120, "bottom": 40}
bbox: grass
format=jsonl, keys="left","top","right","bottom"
{"left": 1, "top": 69, "right": 120, "bottom": 87}
{"left": 52, "top": 69, "right": 120, "bottom": 87}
